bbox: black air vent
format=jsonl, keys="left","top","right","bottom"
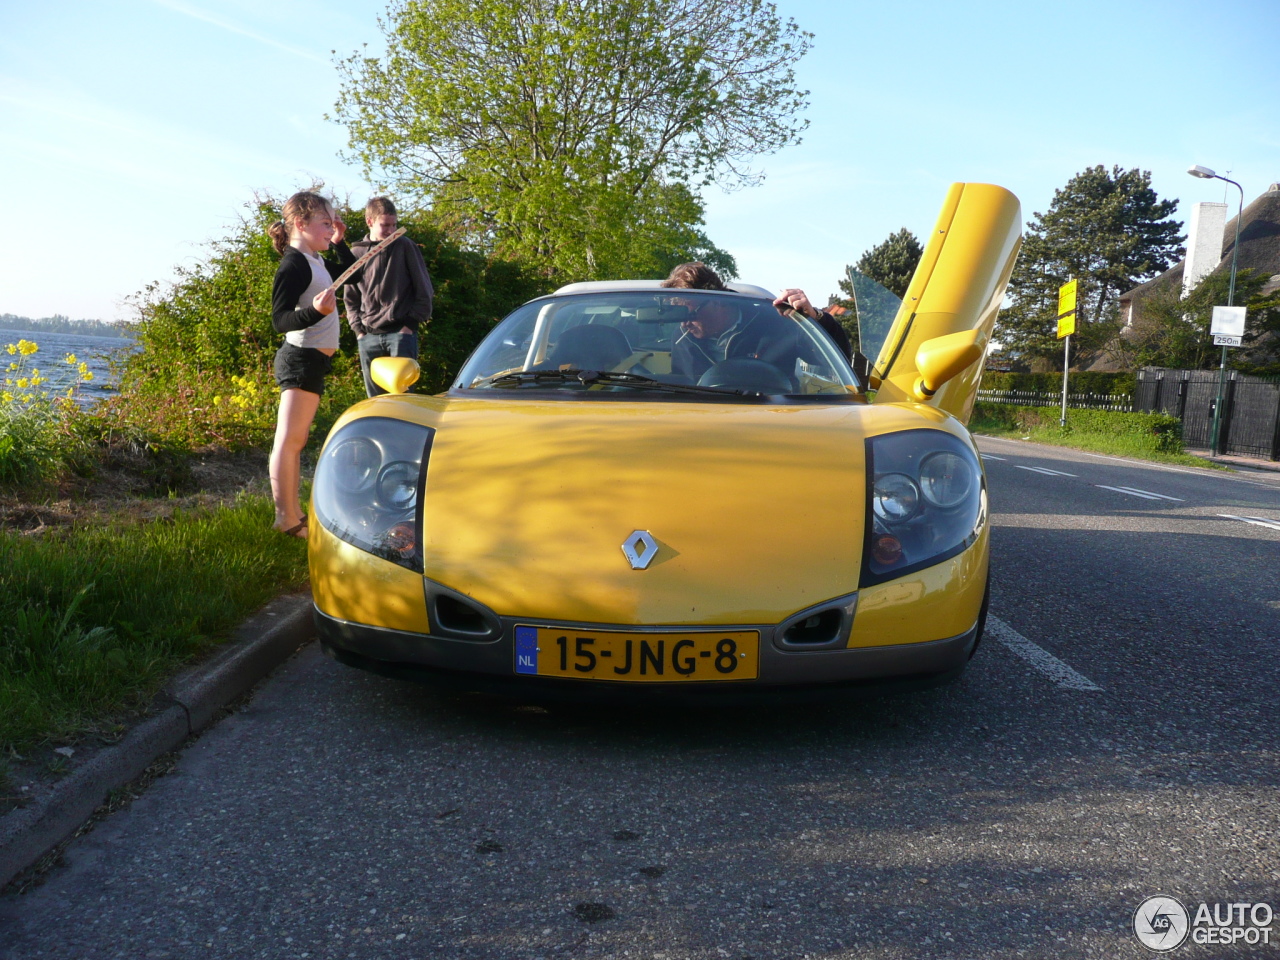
{"left": 434, "top": 595, "right": 490, "bottom": 635}
{"left": 781, "top": 608, "right": 844, "bottom": 645}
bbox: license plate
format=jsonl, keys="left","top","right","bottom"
{"left": 515, "top": 626, "right": 759, "bottom": 682}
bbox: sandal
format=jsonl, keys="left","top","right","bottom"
{"left": 279, "top": 516, "right": 308, "bottom": 539}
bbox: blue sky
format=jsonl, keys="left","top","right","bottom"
{"left": 2, "top": 0, "right": 1277, "bottom": 321}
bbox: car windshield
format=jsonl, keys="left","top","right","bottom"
{"left": 454, "top": 291, "right": 861, "bottom": 399}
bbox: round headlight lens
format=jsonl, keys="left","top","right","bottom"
{"left": 872, "top": 473, "right": 920, "bottom": 523}
{"left": 329, "top": 437, "right": 381, "bottom": 494}
{"left": 376, "top": 460, "right": 419, "bottom": 511}
{"left": 919, "top": 451, "right": 974, "bottom": 508}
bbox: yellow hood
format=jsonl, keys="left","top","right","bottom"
{"left": 396, "top": 397, "right": 932, "bottom": 625}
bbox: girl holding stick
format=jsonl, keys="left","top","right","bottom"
{"left": 267, "top": 191, "right": 355, "bottom": 538}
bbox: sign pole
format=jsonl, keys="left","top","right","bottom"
{"left": 1209, "top": 177, "right": 1244, "bottom": 457}
{"left": 1056, "top": 279, "right": 1078, "bottom": 429}
{"left": 1211, "top": 345, "right": 1227, "bottom": 457}
{"left": 1061, "top": 334, "right": 1070, "bottom": 428}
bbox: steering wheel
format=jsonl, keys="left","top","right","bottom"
{"left": 697, "top": 359, "right": 795, "bottom": 394}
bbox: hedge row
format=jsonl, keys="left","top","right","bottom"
{"left": 980, "top": 371, "right": 1136, "bottom": 396}
{"left": 971, "top": 402, "right": 1183, "bottom": 454}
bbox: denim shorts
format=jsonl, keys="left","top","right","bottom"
{"left": 273, "top": 343, "right": 333, "bottom": 396}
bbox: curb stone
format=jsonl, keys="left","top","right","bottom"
{"left": 0, "top": 591, "right": 315, "bottom": 891}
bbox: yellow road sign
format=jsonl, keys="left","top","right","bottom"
{"left": 1057, "top": 279, "right": 1077, "bottom": 339}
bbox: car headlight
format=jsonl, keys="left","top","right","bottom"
{"left": 861, "top": 429, "right": 985, "bottom": 586}
{"left": 872, "top": 473, "right": 920, "bottom": 523}
{"left": 312, "top": 417, "right": 434, "bottom": 572}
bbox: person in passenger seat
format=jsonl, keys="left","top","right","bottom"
{"left": 772, "top": 288, "right": 853, "bottom": 362}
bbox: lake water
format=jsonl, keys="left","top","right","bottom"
{"left": 0, "top": 328, "right": 136, "bottom": 407}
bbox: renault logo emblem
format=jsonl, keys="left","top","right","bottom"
{"left": 621, "top": 530, "right": 659, "bottom": 570}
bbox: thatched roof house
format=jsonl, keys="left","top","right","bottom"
{"left": 1119, "top": 183, "right": 1280, "bottom": 325}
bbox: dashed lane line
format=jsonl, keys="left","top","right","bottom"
{"left": 975, "top": 435, "right": 1277, "bottom": 488}
{"left": 1218, "top": 513, "right": 1280, "bottom": 532}
{"left": 1014, "top": 465, "right": 1078, "bottom": 477}
{"left": 1095, "top": 484, "right": 1184, "bottom": 501}
{"left": 985, "top": 616, "right": 1103, "bottom": 692}
{"left": 980, "top": 454, "right": 1007, "bottom": 461}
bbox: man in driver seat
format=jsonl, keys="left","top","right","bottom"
{"left": 664, "top": 262, "right": 804, "bottom": 382}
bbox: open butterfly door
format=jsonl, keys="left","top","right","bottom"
{"left": 870, "top": 184, "right": 1022, "bottom": 424}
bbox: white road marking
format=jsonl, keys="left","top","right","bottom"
{"left": 1115, "top": 486, "right": 1184, "bottom": 501}
{"left": 1094, "top": 484, "right": 1184, "bottom": 501}
{"left": 1095, "top": 485, "right": 1160, "bottom": 499}
{"left": 1015, "top": 465, "right": 1078, "bottom": 477}
{"left": 975, "top": 434, "right": 1276, "bottom": 488}
{"left": 980, "top": 454, "right": 1006, "bottom": 461}
{"left": 985, "top": 616, "right": 1103, "bottom": 692}
{"left": 1218, "top": 513, "right": 1280, "bottom": 532}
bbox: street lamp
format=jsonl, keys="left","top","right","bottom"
{"left": 1187, "top": 164, "right": 1244, "bottom": 457}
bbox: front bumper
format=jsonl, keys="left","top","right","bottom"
{"left": 314, "top": 606, "right": 981, "bottom": 702}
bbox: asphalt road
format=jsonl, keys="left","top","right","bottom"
{"left": 3, "top": 438, "right": 1278, "bottom": 960}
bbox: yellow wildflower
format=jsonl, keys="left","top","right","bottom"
{"left": 5, "top": 344, "right": 14, "bottom": 355}
{"left": 213, "top": 396, "right": 223, "bottom": 406}
{"left": 16, "top": 378, "right": 29, "bottom": 389}
{"left": 65, "top": 353, "right": 78, "bottom": 364}
{"left": 18, "top": 340, "right": 38, "bottom": 356}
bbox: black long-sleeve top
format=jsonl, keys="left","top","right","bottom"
{"left": 813, "top": 310, "right": 853, "bottom": 362}
{"left": 271, "top": 241, "right": 356, "bottom": 334}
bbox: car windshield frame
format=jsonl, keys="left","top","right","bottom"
{"left": 451, "top": 290, "right": 864, "bottom": 402}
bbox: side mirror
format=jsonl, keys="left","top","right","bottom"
{"left": 912, "top": 329, "right": 986, "bottom": 401}
{"left": 370, "top": 356, "right": 421, "bottom": 395}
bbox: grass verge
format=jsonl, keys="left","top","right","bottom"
{"left": 0, "top": 492, "right": 307, "bottom": 755}
{"left": 969, "top": 402, "right": 1224, "bottom": 469}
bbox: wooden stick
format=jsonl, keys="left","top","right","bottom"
{"left": 328, "top": 227, "right": 407, "bottom": 291}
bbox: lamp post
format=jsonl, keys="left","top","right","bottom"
{"left": 1187, "top": 165, "right": 1244, "bottom": 457}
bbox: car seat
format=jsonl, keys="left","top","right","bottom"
{"left": 547, "top": 324, "right": 633, "bottom": 371}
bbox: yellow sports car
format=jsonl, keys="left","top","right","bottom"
{"left": 309, "top": 183, "right": 1021, "bottom": 699}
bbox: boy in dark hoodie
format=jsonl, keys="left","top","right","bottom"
{"left": 345, "top": 197, "right": 435, "bottom": 396}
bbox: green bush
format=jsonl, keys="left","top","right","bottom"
{"left": 980, "top": 370, "right": 1136, "bottom": 396}
{"left": 0, "top": 337, "right": 96, "bottom": 488}
{"left": 971, "top": 402, "right": 1184, "bottom": 455}
{"left": 0, "top": 403, "right": 67, "bottom": 487}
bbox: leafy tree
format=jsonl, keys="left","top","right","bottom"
{"left": 1117, "top": 269, "right": 1280, "bottom": 373}
{"left": 333, "top": 0, "right": 810, "bottom": 279}
{"left": 997, "top": 165, "right": 1184, "bottom": 366}
{"left": 838, "top": 228, "right": 922, "bottom": 299}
